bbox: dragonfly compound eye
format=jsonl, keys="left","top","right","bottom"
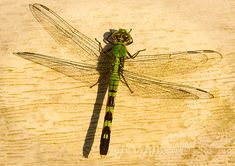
{"left": 123, "top": 35, "right": 128, "bottom": 40}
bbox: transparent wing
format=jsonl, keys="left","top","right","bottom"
{"left": 121, "top": 70, "right": 214, "bottom": 99}
{"left": 29, "top": 3, "right": 102, "bottom": 64}
{"left": 125, "top": 50, "right": 222, "bottom": 78}
{"left": 14, "top": 52, "right": 110, "bottom": 86}
{"left": 14, "top": 52, "right": 214, "bottom": 99}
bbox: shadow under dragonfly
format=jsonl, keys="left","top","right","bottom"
{"left": 82, "top": 80, "right": 108, "bottom": 158}
{"left": 82, "top": 30, "right": 114, "bottom": 158}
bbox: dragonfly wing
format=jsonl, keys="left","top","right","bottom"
{"left": 29, "top": 3, "right": 102, "bottom": 63}
{"left": 121, "top": 70, "right": 214, "bottom": 99}
{"left": 125, "top": 50, "right": 222, "bottom": 78}
{"left": 14, "top": 52, "right": 110, "bottom": 86}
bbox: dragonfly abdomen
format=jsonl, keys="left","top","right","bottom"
{"left": 100, "top": 74, "right": 120, "bottom": 156}
{"left": 100, "top": 44, "right": 126, "bottom": 156}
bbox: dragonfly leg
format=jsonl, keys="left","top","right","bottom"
{"left": 127, "top": 49, "right": 146, "bottom": 59}
{"left": 90, "top": 81, "right": 99, "bottom": 88}
{"left": 90, "top": 71, "right": 110, "bottom": 88}
{"left": 120, "top": 74, "right": 134, "bottom": 93}
{"left": 95, "top": 38, "right": 105, "bottom": 53}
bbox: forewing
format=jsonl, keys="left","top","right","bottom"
{"left": 14, "top": 52, "right": 110, "bottom": 86}
{"left": 29, "top": 3, "right": 101, "bottom": 63}
{"left": 121, "top": 70, "right": 214, "bottom": 99}
{"left": 125, "top": 50, "right": 222, "bottom": 78}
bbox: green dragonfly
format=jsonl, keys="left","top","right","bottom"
{"left": 14, "top": 3, "right": 222, "bottom": 157}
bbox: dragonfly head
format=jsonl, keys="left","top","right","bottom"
{"left": 112, "top": 28, "right": 133, "bottom": 45}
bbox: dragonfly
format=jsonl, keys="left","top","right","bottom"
{"left": 14, "top": 3, "right": 222, "bottom": 157}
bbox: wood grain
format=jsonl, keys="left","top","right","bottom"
{"left": 0, "top": 0, "right": 234, "bottom": 165}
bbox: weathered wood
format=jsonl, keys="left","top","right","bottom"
{"left": 0, "top": 0, "right": 234, "bottom": 165}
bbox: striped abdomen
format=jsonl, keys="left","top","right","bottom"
{"left": 100, "top": 44, "right": 126, "bottom": 156}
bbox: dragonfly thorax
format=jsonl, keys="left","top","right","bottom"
{"left": 112, "top": 29, "right": 133, "bottom": 45}
{"left": 113, "top": 44, "right": 127, "bottom": 58}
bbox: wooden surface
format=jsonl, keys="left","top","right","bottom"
{"left": 0, "top": 0, "right": 234, "bottom": 165}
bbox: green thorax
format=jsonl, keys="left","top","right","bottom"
{"left": 110, "top": 44, "right": 126, "bottom": 75}
{"left": 113, "top": 43, "right": 127, "bottom": 58}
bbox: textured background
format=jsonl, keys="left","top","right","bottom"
{"left": 0, "top": 0, "right": 234, "bottom": 165}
